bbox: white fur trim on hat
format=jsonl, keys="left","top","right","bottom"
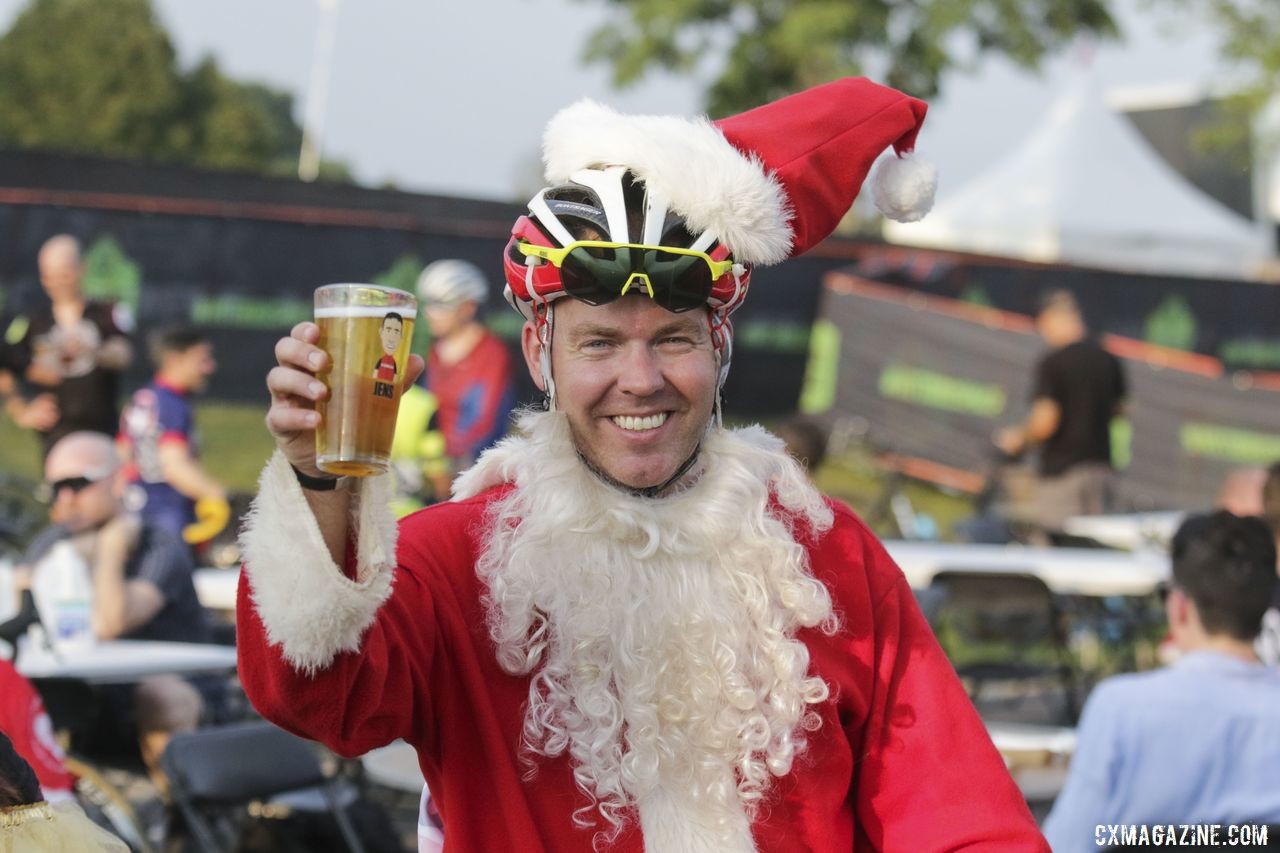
{"left": 542, "top": 99, "right": 794, "bottom": 266}
{"left": 872, "top": 152, "right": 937, "bottom": 223}
{"left": 239, "top": 450, "right": 397, "bottom": 675}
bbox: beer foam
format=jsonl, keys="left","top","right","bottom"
{"left": 315, "top": 305, "right": 415, "bottom": 319}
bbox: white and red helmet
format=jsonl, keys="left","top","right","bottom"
{"left": 503, "top": 165, "right": 749, "bottom": 355}
{"left": 504, "top": 78, "right": 936, "bottom": 393}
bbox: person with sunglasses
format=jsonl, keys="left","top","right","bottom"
{"left": 237, "top": 79, "right": 1046, "bottom": 851}
{"left": 14, "top": 432, "right": 218, "bottom": 789}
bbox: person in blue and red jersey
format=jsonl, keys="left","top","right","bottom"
{"left": 237, "top": 79, "right": 1048, "bottom": 851}
{"left": 118, "top": 326, "right": 226, "bottom": 542}
{"left": 415, "top": 260, "right": 514, "bottom": 473}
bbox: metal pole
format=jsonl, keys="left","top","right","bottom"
{"left": 299, "top": 0, "right": 341, "bottom": 182}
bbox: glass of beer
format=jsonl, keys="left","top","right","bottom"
{"left": 314, "top": 284, "right": 417, "bottom": 476}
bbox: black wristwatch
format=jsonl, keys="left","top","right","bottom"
{"left": 291, "top": 464, "right": 349, "bottom": 492}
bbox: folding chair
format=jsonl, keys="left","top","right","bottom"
{"left": 161, "top": 721, "right": 366, "bottom": 853}
{"left": 927, "top": 570, "right": 1079, "bottom": 726}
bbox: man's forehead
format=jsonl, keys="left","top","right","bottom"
{"left": 559, "top": 299, "right": 707, "bottom": 337}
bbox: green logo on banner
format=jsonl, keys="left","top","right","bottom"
{"left": 878, "top": 364, "right": 1007, "bottom": 417}
{"left": 82, "top": 236, "right": 141, "bottom": 313}
{"left": 1219, "top": 338, "right": 1280, "bottom": 370}
{"left": 191, "top": 295, "right": 311, "bottom": 329}
{"left": 1111, "top": 417, "right": 1132, "bottom": 470}
{"left": 1181, "top": 422, "right": 1280, "bottom": 465}
{"left": 800, "top": 320, "right": 840, "bottom": 415}
{"left": 1144, "top": 295, "right": 1197, "bottom": 351}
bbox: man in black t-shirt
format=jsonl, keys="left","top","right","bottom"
{"left": 5, "top": 235, "right": 134, "bottom": 457}
{"left": 998, "top": 291, "right": 1127, "bottom": 532}
{"left": 15, "top": 432, "right": 217, "bottom": 782}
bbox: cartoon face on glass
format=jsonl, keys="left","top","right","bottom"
{"left": 371, "top": 313, "right": 403, "bottom": 399}
{"left": 379, "top": 313, "right": 404, "bottom": 356}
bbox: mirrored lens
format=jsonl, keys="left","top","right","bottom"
{"left": 560, "top": 246, "right": 633, "bottom": 305}
{"left": 642, "top": 249, "right": 713, "bottom": 312}
{"left": 560, "top": 245, "right": 713, "bottom": 312}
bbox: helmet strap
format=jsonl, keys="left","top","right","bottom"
{"left": 527, "top": 259, "right": 558, "bottom": 411}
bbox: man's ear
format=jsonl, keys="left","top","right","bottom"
{"left": 1166, "top": 586, "right": 1191, "bottom": 630}
{"left": 520, "top": 322, "right": 547, "bottom": 393}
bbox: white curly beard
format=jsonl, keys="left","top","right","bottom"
{"left": 457, "top": 411, "right": 837, "bottom": 852}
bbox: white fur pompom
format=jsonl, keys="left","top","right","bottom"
{"left": 872, "top": 152, "right": 937, "bottom": 223}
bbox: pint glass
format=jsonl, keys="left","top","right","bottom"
{"left": 314, "top": 284, "right": 417, "bottom": 476}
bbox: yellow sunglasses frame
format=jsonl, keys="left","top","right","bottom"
{"left": 516, "top": 240, "right": 735, "bottom": 297}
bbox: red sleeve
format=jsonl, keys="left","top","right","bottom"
{"left": 850, "top": 530, "right": 1048, "bottom": 851}
{"left": 234, "top": 495, "right": 490, "bottom": 760}
{"left": 236, "top": 563, "right": 437, "bottom": 757}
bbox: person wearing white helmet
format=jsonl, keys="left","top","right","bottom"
{"left": 238, "top": 78, "right": 1046, "bottom": 852}
{"left": 415, "top": 259, "right": 514, "bottom": 475}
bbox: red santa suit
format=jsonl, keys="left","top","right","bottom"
{"left": 237, "top": 413, "right": 1046, "bottom": 852}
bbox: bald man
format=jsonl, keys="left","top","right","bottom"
{"left": 16, "top": 432, "right": 217, "bottom": 783}
{"left": 5, "top": 235, "right": 133, "bottom": 457}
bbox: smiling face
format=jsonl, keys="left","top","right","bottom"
{"left": 380, "top": 314, "right": 403, "bottom": 355}
{"left": 522, "top": 295, "right": 718, "bottom": 490}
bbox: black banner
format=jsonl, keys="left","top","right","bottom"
{"left": 822, "top": 274, "right": 1280, "bottom": 511}
{"left": 0, "top": 150, "right": 830, "bottom": 416}
{"left": 847, "top": 246, "right": 1280, "bottom": 372}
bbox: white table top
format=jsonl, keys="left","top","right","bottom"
{"left": 361, "top": 739, "right": 424, "bottom": 793}
{"left": 194, "top": 567, "right": 240, "bottom": 613}
{"left": 986, "top": 721, "right": 1077, "bottom": 756}
{"left": 885, "top": 540, "right": 1169, "bottom": 597}
{"left": 1062, "top": 511, "right": 1183, "bottom": 552}
{"left": 16, "top": 639, "right": 238, "bottom": 684}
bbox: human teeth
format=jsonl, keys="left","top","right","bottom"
{"left": 612, "top": 413, "right": 667, "bottom": 431}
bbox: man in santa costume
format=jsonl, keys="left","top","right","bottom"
{"left": 237, "top": 78, "right": 1049, "bottom": 851}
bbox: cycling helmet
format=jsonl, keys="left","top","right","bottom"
{"left": 504, "top": 165, "right": 748, "bottom": 400}
{"left": 504, "top": 78, "right": 934, "bottom": 404}
{"left": 416, "top": 259, "right": 489, "bottom": 306}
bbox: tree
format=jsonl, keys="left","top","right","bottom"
{"left": 583, "top": 0, "right": 1120, "bottom": 116}
{"left": 0, "top": 0, "right": 188, "bottom": 158}
{"left": 1176, "top": 0, "right": 1280, "bottom": 156}
{"left": 0, "top": 0, "right": 346, "bottom": 179}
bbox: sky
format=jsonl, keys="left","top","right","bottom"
{"left": 0, "top": 0, "right": 1234, "bottom": 204}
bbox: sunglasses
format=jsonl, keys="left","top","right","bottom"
{"left": 517, "top": 240, "right": 735, "bottom": 313}
{"left": 39, "top": 469, "right": 114, "bottom": 502}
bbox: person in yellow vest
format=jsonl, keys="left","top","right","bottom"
{"left": 389, "top": 384, "right": 449, "bottom": 517}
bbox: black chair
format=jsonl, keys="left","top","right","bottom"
{"left": 926, "top": 570, "right": 1079, "bottom": 725}
{"left": 161, "top": 721, "right": 366, "bottom": 853}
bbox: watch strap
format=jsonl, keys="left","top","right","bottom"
{"left": 291, "top": 464, "right": 344, "bottom": 491}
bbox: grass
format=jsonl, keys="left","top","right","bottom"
{"left": 810, "top": 441, "right": 976, "bottom": 539}
{"left": 0, "top": 404, "right": 975, "bottom": 536}
{"left": 0, "top": 401, "right": 275, "bottom": 495}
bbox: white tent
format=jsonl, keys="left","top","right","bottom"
{"left": 884, "top": 76, "right": 1275, "bottom": 280}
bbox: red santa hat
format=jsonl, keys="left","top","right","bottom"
{"left": 542, "top": 77, "right": 935, "bottom": 267}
